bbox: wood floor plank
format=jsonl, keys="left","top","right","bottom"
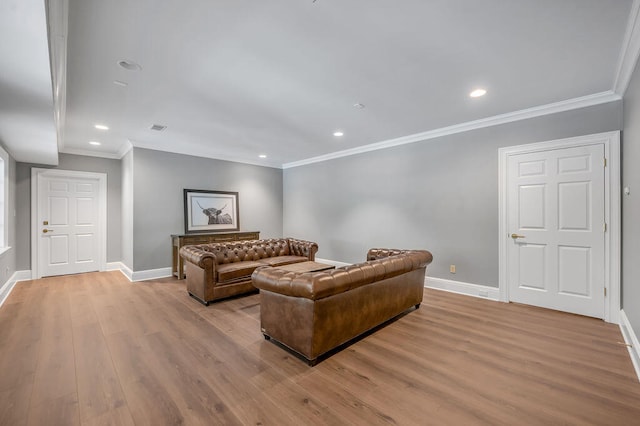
{"left": 26, "top": 392, "right": 80, "bottom": 426}
{"left": 1, "top": 273, "right": 639, "bottom": 425}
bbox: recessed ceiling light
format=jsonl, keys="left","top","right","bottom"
{"left": 353, "top": 103, "right": 365, "bottom": 109}
{"left": 113, "top": 80, "right": 128, "bottom": 87}
{"left": 89, "top": 141, "right": 101, "bottom": 146}
{"left": 259, "top": 154, "right": 267, "bottom": 159}
{"left": 150, "top": 124, "right": 167, "bottom": 131}
{"left": 333, "top": 131, "right": 344, "bottom": 137}
{"left": 94, "top": 124, "right": 109, "bottom": 130}
{"left": 470, "top": 88, "right": 487, "bottom": 98}
{"left": 118, "top": 60, "right": 142, "bottom": 71}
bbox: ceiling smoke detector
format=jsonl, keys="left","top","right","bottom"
{"left": 150, "top": 124, "right": 167, "bottom": 131}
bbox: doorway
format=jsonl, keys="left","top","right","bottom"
{"left": 498, "top": 132, "right": 620, "bottom": 323}
{"left": 31, "top": 168, "right": 107, "bottom": 278}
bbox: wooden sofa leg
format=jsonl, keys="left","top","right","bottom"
{"left": 263, "top": 334, "right": 271, "bottom": 340}
{"left": 415, "top": 303, "right": 421, "bottom": 309}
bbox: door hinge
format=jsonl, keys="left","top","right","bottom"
{"left": 603, "top": 223, "right": 607, "bottom": 232}
{"left": 604, "top": 287, "right": 607, "bottom": 297}
{"left": 604, "top": 157, "right": 607, "bottom": 167}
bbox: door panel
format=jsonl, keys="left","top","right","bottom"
{"left": 507, "top": 144, "right": 605, "bottom": 318}
{"left": 38, "top": 174, "right": 102, "bottom": 277}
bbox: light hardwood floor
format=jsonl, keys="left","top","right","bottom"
{"left": 1, "top": 271, "right": 639, "bottom": 425}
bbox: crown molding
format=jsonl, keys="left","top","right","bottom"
{"left": 128, "top": 139, "right": 282, "bottom": 169}
{"left": 117, "top": 140, "right": 134, "bottom": 158}
{"left": 46, "top": 0, "right": 68, "bottom": 161}
{"left": 59, "top": 148, "right": 123, "bottom": 160}
{"left": 613, "top": 0, "right": 640, "bottom": 95}
{"left": 283, "top": 91, "right": 621, "bottom": 169}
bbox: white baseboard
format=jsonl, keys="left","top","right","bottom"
{"left": 0, "top": 270, "right": 32, "bottom": 308}
{"left": 425, "top": 276, "right": 500, "bottom": 301}
{"left": 107, "top": 262, "right": 133, "bottom": 281}
{"left": 107, "top": 262, "right": 171, "bottom": 282}
{"left": 131, "top": 267, "right": 172, "bottom": 282}
{"left": 619, "top": 310, "right": 640, "bottom": 383}
{"left": 315, "top": 257, "right": 352, "bottom": 268}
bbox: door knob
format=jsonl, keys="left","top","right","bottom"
{"left": 42, "top": 229, "right": 54, "bottom": 233}
{"left": 511, "top": 233, "right": 526, "bottom": 239}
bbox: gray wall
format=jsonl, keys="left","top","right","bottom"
{"left": 122, "top": 149, "right": 134, "bottom": 269}
{"left": 284, "top": 101, "right": 622, "bottom": 287}
{"left": 15, "top": 153, "right": 122, "bottom": 270}
{"left": 131, "top": 148, "right": 283, "bottom": 271}
{"left": 0, "top": 147, "right": 17, "bottom": 283}
{"left": 623, "top": 60, "right": 640, "bottom": 333}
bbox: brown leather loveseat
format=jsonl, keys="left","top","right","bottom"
{"left": 252, "top": 248, "right": 433, "bottom": 365}
{"left": 179, "top": 238, "right": 318, "bottom": 305}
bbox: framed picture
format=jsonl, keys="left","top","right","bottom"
{"left": 184, "top": 189, "right": 239, "bottom": 233}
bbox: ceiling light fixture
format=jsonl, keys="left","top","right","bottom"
{"left": 118, "top": 60, "right": 142, "bottom": 71}
{"left": 89, "top": 141, "right": 101, "bottom": 146}
{"left": 94, "top": 124, "right": 109, "bottom": 130}
{"left": 259, "top": 154, "right": 267, "bottom": 159}
{"left": 353, "top": 103, "right": 365, "bottom": 109}
{"left": 333, "top": 131, "right": 344, "bottom": 137}
{"left": 470, "top": 88, "right": 487, "bottom": 98}
{"left": 150, "top": 124, "right": 167, "bottom": 131}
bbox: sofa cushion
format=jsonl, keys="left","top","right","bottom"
{"left": 257, "top": 256, "right": 308, "bottom": 267}
{"left": 216, "top": 261, "right": 265, "bottom": 283}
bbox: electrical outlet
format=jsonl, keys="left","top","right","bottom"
{"left": 450, "top": 264, "right": 456, "bottom": 274}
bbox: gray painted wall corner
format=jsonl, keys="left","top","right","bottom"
{"left": 623, "top": 57, "right": 640, "bottom": 333}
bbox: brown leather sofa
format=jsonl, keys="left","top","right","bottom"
{"left": 252, "top": 248, "right": 433, "bottom": 365}
{"left": 179, "top": 238, "right": 318, "bottom": 305}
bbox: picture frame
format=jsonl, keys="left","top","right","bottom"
{"left": 184, "top": 189, "right": 239, "bottom": 234}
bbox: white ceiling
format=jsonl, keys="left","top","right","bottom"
{"left": 1, "top": 0, "right": 638, "bottom": 168}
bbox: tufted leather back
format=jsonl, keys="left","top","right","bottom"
{"left": 195, "top": 239, "right": 291, "bottom": 264}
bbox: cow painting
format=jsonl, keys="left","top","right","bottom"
{"left": 197, "top": 201, "right": 233, "bottom": 224}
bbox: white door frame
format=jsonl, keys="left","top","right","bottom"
{"left": 498, "top": 131, "right": 621, "bottom": 324}
{"left": 31, "top": 168, "right": 108, "bottom": 279}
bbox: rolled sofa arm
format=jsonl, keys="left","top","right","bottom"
{"left": 179, "top": 245, "right": 216, "bottom": 268}
{"left": 287, "top": 238, "right": 319, "bottom": 260}
{"left": 253, "top": 249, "right": 433, "bottom": 301}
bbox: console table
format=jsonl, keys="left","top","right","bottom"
{"left": 171, "top": 231, "right": 260, "bottom": 279}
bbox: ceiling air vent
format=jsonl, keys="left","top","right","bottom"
{"left": 150, "top": 124, "right": 167, "bottom": 131}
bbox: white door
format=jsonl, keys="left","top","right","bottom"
{"left": 507, "top": 144, "right": 605, "bottom": 318}
{"left": 33, "top": 170, "right": 106, "bottom": 278}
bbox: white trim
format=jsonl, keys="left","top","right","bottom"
{"left": 106, "top": 261, "right": 125, "bottom": 271}
{"left": 59, "top": 148, "right": 123, "bottom": 160}
{"left": 619, "top": 310, "right": 640, "bottom": 383}
{"left": 46, "top": 0, "right": 68, "bottom": 159}
{"left": 106, "top": 263, "right": 171, "bottom": 282}
{"left": 118, "top": 263, "right": 134, "bottom": 281}
{"left": 283, "top": 91, "right": 620, "bottom": 169}
{"left": 613, "top": 0, "right": 640, "bottom": 95}
{"left": 31, "top": 168, "right": 108, "bottom": 279}
{"left": 498, "top": 131, "right": 621, "bottom": 323}
{"left": 116, "top": 140, "right": 133, "bottom": 159}
{"left": 131, "top": 267, "right": 172, "bottom": 282}
{"left": 315, "top": 257, "right": 351, "bottom": 268}
{"left": 425, "top": 277, "right": 500, "bottom": 301}
{"left": 0, "top": 270, "right": 32, "bottom": 308}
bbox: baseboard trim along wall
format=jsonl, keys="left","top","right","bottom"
{"left": 0, "top": 270, "right": 32, "bottom": 308}
{"left": 425, "top": 276, "right": 501, "bottom": 301}
{"left": 619, "top": 310, "right": 640, "bottom": 383}
{"left": 315, "top": 258, "right": 352, "bottom": 268}
{"left": 107, "top": 263, "right": 172, "bottom": 282}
